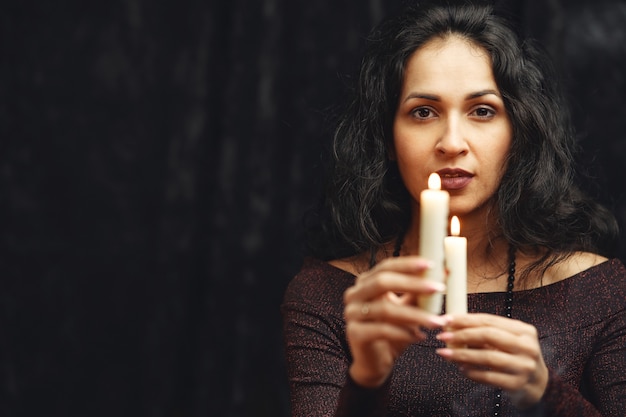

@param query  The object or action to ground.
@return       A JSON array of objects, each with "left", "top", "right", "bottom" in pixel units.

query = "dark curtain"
[{"left": 1, "top": 1, "right": 624, "bottom": 416}]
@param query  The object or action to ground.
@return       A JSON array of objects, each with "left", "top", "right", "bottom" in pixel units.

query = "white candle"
[
  {"left": 418, "top": 173, "right": 449, "bottom": 314},
  {"left": 444, "top": 216, "right": 467, "bottom": 315}
]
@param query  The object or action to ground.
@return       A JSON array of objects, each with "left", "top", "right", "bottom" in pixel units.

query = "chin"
[{"left": 449, "top": 201, "right": 493, "bottom": 219}]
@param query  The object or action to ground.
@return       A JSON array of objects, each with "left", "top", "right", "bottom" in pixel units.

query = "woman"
[{"left": 282, "top": 2, "right": 626, "bottom": 416}]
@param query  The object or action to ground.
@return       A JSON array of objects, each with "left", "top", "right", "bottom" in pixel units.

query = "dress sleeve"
[
  {"left": 282, "top": 299, "right": 349, "bottom": 417},
  {"left": 282, "top": 282, "right": 391, "bottom": 417},
  {"left": 530, "top": 307, "right": 626, "bottom": 417},
  {"left": 281, "top": 261, "right": 388, "bottom": 417},
  {"left": 583, "top": 307, "right": 626, "bottom": 416},
  {"left": 521, "top": 369, "right": 601, "bottom": 417}
]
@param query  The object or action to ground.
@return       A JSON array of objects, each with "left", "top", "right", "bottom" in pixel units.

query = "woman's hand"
[
  {"left": 435, "top": 313, "right": 549, "bottom": 409},
  {"left": 343, "top": 256, "right": 447, "bottom": 388}
]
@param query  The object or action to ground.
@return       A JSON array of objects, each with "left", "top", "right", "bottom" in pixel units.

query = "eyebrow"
[
  {"left": 467, "top": 89, "right": 501, "bottom": 99},
  {"left": 403, "top": 89, "right": 501, "bottom": 103}
]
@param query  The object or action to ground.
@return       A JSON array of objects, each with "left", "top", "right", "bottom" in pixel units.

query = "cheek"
[
  {"left": 486, "top": 123, "right": 512, "bottom": 169},
  {"left": 393, "top": 129, "right": 429, "bottom": 164},
  {"left": 394, "top": 141, "right": 423, "bottom": 174},
  {"left": 486, "top": 143, "right": 511, "bottom": 186},
  {"left": 394, "top": 147, "right": 430, "bottom": 197}
]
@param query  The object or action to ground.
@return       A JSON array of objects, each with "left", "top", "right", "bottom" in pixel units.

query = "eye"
[
  {"left": 471, "top": 106, "right": 496, "bottom": 119},
  {"left": 411, "top": 107, "right": 437, "bottom": 120}
]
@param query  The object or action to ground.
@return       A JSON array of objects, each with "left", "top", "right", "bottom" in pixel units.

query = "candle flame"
[
  {"left": 428, "top": 173, "right": 441, "bottom": 190},
  {"left": 451, "top": 216, "right": 460, "bottom": 236}
]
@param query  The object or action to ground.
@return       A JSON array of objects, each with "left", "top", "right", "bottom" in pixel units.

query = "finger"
[
  {"left": 356, "top": 256, "right": 432, "bottom": 286},
  {"left": 346, "top": 299, "right": 448, "bottom": 328},
  {"left": 443, "top": 313, "right": 535, "bottom": 336},
  {"left": 367, "top": 256, "right": 433, "bottom": 276},
  {"left": 437, "top": 327, "right": 539, "bottom": 356},
  {"left": 347, "top": 320, "right": 427, "bottom": 344},
  {"left": 353, "top": 257, "right": 432, "bottom": 290},
  {"left": 345, "top": 270, "right": 445, "bottom": 304},
  {"left": 437, "top": 343, "right": 548, "bottom": 408},
  {"left": 437, "top": 347, "right": 536, "bottom": 375},
  {"left": 437, "top": 347, "right": 541, "bottom": 396},
  {"left": 460, "top": 366, "right": 530, "bottom": 392}
]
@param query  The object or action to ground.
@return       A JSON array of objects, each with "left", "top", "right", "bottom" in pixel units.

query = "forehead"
[
  {"left": 402, "top": 35, "right": 496, "bottom": 89},
  {"left": 407, "top": 34, "right": 492, "bottom": 69}
]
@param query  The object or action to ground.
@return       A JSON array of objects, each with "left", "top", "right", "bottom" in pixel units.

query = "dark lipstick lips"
[{"left": 436, "top": 168, "right": 474, "bottom": 191}]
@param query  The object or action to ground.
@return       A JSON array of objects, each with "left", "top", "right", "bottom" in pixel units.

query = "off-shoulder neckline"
[{"left": 308, "top": 257, "right": 620, "bottom": 295}]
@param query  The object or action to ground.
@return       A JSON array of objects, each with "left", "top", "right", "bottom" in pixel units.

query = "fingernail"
[
  {"left": 436, "top": 348, "right": 453, "bottom": 357},
  {"left": 436, "top": 331, "right": 453, "bottom": 341},
  {"left": 429, "top": 282, "right": 446, "bottom": 292},
  {"left": 414, "top": 259, "right": 433, "bottom": 269},
  {"left": 428, "top": 316, "right": 448, "bottom": 327}
]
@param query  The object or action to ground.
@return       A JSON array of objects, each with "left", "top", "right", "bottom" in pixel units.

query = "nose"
[{"left": 435, "top": 115, "right": 469, "bottom": 156}]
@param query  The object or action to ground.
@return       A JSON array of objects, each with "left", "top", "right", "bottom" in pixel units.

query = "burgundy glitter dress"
[{"left": 282, "top": 257, "right": 626, "bottom": 417}]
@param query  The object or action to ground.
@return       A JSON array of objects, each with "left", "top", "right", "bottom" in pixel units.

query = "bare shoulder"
[
  {"left": 565, "top": 251, "right": 608, "bottom": 273},
  {"left": 548, "top": 251, "right": 609, "bottom": 284},
  {"left": 328, "top": 254, "right": 371, "bottom": 276}
]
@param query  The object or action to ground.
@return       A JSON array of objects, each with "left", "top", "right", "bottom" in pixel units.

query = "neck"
[
  {"left": 403, "top": 209, "right": 504, "bottom": 257},
  {"left": 402, "top": 211, "right": 511, "bottom": 292}
]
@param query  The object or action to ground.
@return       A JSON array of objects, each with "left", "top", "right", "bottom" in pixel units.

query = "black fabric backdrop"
[{"left": 1, "top": 1, "right": 625, "bottom": 416}]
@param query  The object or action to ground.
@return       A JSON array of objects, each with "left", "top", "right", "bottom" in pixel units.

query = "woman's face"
[{"left": 393, "top": 35, "right": 512, "bottom": 222}]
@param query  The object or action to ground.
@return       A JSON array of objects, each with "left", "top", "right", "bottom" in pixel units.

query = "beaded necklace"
[{"left": 493, "top": 247, "right": 516, "bottom": 417}]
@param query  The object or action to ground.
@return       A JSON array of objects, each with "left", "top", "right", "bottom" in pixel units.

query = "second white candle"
[{"left": 444, "top": 216, "right": 467, "bottom": 314}]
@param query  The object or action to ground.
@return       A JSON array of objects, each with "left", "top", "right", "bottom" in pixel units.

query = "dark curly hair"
[{"left": 306, "top": 1, "right": 618, "bottom": 271}]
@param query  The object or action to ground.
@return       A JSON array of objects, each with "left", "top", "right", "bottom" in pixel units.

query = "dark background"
[{"left": 1, "top": 1, "right": 625, "bottom": 416}]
